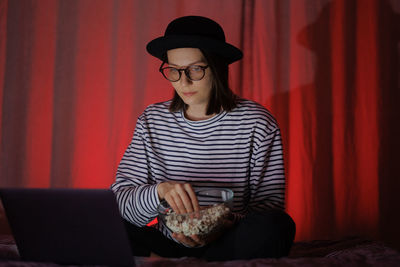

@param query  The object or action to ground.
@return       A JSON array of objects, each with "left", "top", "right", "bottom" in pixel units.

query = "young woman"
[{"left": 111, "top": 16, "right": 295, "bottom": 261}]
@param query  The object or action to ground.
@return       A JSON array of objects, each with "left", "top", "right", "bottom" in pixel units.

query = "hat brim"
[{"left": 146, "top": 35, "right": 243, "bottom": 64}]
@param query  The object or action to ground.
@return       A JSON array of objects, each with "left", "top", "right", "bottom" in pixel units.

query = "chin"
[{"left": 181, "top": 97, "right": 196, "bottom": 106}]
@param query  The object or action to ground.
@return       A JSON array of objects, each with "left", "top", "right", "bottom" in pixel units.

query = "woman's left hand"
[
  {"left": 172, "top": 233, "right": 205, "bottom": 247},
  {"left": 172, "top": 217, "right": 235, "bottom": 247}
]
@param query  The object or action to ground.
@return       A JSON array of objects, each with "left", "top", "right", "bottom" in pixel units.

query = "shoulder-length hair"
[{"left": 168, "top": 49, "right": 237, "bottom": 115}]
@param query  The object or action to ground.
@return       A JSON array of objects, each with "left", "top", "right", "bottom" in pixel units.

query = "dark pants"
[{"left": 124, "top": 210, "right": 296, "bottom": 261}]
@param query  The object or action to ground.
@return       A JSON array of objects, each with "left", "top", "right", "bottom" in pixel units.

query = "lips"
[{"left": 182, "top": 92, "right": 197, "bottom": 97}]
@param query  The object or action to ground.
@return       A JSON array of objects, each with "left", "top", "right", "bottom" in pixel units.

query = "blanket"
[{"left": 1, "top": 235, "right": 399, "bottom": 266}]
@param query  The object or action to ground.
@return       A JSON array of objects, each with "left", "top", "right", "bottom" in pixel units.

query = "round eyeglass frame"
[{"left": 159, "top": 62, "right": 209, "bottom": 82}]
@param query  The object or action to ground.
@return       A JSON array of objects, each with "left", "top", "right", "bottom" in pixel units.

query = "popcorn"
[{"left": 165, "top": 203, "right": 230, "bottom": 236}]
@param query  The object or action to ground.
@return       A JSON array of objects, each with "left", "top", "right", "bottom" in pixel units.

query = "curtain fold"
[{"left": 1, "top": 0, "right": 399, "bottom": 249}]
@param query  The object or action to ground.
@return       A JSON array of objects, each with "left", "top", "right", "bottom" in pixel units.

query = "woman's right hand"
[{"left": 157, "top": 182, "right": 199, "bottom": 214}]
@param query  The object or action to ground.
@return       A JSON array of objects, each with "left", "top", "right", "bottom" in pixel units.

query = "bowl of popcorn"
[{"left": 157, "top": 188, "right": 234, "bottom": 237}]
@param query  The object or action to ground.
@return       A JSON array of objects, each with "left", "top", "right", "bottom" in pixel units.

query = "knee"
[
  {"left": 257, "top": 210, "right": 296, "bottom": 241},
  {"left": 235, "top": 210, "right": 296, "bottom": 258}
]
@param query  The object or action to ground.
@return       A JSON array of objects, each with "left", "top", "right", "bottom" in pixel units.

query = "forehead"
[{"left": 167, "top": 48, "right": 206, "bottom": 66}]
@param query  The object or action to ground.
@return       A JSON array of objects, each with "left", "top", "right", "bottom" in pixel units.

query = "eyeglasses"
[{"left": 159, "top": 63, "right": 209, "bottom": 82}]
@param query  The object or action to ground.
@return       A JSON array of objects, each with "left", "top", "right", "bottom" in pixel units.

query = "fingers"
[
  {"left": 184, "top": 183, "right": 200, "bottom": 212},
  {"left": 172, "top": 233, "right": 204, "bottom": 247},
  {"left": 160, "top": 182, "right": 199, "bottom": 214},
  {"left": 165, "top": 190, "right": 187, "bottom": 214},
  {"left": 176, "top": 184, "right": 196, "bottom": 213},
  {"left": 189, "top": 234, "right": 205, "bottom": 246}
]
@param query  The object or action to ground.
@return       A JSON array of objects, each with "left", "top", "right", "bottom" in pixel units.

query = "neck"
[{"left": 185, "top": 105, "right": 214, "bottom": 121}]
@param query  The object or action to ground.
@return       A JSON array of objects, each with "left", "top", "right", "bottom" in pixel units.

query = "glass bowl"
[{"left": 157, "top": 188, "right": 234, "bottom": 236}]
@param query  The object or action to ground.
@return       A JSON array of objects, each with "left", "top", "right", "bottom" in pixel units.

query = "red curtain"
[{"left": 1, "top": 0, "right": 399, "bottom": 250}]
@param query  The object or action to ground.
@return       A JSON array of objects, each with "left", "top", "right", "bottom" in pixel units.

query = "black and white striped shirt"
[{"left": 111, "top": 98, "right": 285, "bottom": 241}]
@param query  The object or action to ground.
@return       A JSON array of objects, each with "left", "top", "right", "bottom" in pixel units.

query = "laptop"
[{"left": 0, "top": 188, "right": 135, "bottom": 266}]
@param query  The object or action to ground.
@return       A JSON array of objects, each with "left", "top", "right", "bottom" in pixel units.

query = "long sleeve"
[
  {"left": 248, "top": 124, "right": 285, "bottom": 211},
  {"left": 111, "top": 117, "right": 160, "bottom": 227}
]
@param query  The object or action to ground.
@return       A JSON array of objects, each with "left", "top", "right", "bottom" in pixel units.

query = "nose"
[{"left": 179, "top": 70, "right": 192, "bottom": 86}]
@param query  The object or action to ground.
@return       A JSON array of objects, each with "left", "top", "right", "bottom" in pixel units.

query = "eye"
[
  {"left": 189, "top": 65, "right": 203, "bottom": 72},
  {"left": 163, "top": 67, "right": 180, "bottom": 77},
  {"left": 168, "top": 68, "right": 179, "bottom": 74}
]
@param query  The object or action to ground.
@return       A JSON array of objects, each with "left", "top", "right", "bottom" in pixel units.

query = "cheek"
[
  {"left": 201, "top": 74, "right": 213, "bottom": 92},
  {"left": 171, "top": 82, "right": 180, "bottom": 92},
  {"left": 205, "top": 78, "right": 213, "bottom": 95}
]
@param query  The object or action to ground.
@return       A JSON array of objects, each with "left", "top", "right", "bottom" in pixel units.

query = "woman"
[{"left": 111, "top": 16, "right": 295, "bottom": 261}]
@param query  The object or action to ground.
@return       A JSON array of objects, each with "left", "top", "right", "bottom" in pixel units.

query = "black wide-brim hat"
[{"left": 146, "top": 16, "right": 243, "bottom": 64}]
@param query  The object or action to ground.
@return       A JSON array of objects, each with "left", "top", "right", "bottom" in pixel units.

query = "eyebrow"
[{"left": 168, "top": 60, "right": 207, "bottom": 67}]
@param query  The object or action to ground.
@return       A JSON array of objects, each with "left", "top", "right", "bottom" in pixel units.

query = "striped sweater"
[{"left": 111, "top": 98, "right": 285, "bottom": 241}]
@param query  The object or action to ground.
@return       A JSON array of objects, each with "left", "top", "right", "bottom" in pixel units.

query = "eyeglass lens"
[{"left": 162, "top": 66, "right": 206, "bottom": 82}]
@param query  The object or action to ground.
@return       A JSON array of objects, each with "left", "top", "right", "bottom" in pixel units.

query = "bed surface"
[{"left": 1, "top": 234, "right": 399, "bottom": 266}]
